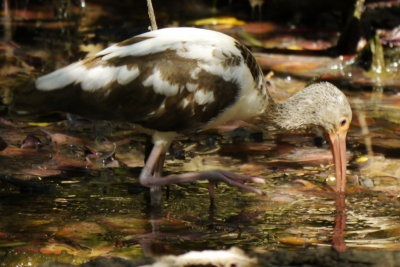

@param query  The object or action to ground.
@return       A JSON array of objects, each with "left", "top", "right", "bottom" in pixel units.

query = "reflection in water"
[
  {"left": 140, "top": 202, "right": 162, "bottom": 256},
  {"left": 332, "top": 193, "right": 347, "bottom": 252}
]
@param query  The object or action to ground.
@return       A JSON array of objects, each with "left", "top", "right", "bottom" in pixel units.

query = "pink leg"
[
  {"left": 143, "top": 170, "right": 265, "bottom": 195},
  {"left": 139, "top": 143, "right": 266, "bottom": 201},
  {"left": 140, "top": 143, "right": 167, "bottom": 206}
]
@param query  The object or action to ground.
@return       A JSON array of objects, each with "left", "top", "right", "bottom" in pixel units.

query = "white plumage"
[{"left": 35, "top": 27, "right": 268, "bottom": 131}]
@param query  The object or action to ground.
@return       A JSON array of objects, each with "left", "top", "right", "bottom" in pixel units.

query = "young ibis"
[{"left": 12, "top": 27, "right": 352, "bottom": 201}]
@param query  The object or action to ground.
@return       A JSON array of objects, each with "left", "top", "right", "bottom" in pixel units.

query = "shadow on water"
[{"left": 1, "top": 0, "right": 400, "bottom": 266}]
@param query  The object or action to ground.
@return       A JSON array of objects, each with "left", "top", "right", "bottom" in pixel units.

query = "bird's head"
[
  {"left": 269, "top": 82, "right": 352, "bottom": 193},
  {"left": 305, "top": 82, "right": 352, "bottom": 194}
]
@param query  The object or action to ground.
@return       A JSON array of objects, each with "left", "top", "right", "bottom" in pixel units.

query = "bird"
[{"left": 11, "top": 27, "right": 352, "bottom": 204}]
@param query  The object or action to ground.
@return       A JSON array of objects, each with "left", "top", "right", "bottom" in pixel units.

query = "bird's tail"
[{"left": 9, "top": 75, "right": 67, "bottom": 122}]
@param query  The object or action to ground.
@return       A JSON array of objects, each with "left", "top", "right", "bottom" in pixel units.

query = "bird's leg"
[
  {"left": 151, "top": 152, "right": 166, "bottom": 206},
  {"left": 140, "top": 141, "right": 168, "bottom": 206},
  {"left": 141, "top": 160, "right": 265, "bottom": 196},
  {"left": 144, "top": 137, "right": 165, "bottom": 177},
  {"left": 208, "top": 181, "right": 216, "bottom": 207},
  {"left": 155, "top": 152, "right": 171, "bottom": 199},
  {"left": 152, "top": 170, "right": 265, "bottom": 195},
  {"left": 154, "top": 152, "right": 165, "bottom": 177}
]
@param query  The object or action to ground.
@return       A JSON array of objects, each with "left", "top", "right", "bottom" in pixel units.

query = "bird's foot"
[
  {"left": 201, "top": 170, "right": 265, "bottom": 197},
  {"left": 140, "top": 169, "right": 266, "bottom": 197}
]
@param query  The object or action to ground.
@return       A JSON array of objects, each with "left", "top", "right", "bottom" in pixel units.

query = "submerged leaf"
[{"left": 278, "top": 236, "right": 319, "bottom": 245}]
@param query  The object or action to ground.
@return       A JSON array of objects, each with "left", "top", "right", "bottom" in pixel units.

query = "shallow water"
[{"left": 1, "top": 0, "right": 400, "bottom": 266}]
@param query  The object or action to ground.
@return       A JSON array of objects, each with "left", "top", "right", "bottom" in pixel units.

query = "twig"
[
  {"left": 353, "top": 98, "right": 373, "bottom": 159},
  {"left": 3, "top": 0, "right": 12, "bottom": 58},
  {"left": 147, "top": 0, "right": 158, "bottom": 31}
]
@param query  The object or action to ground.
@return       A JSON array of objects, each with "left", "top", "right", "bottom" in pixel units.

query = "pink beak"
[{"left": 327, "top": 131, "right": 348, "bottom": 193}]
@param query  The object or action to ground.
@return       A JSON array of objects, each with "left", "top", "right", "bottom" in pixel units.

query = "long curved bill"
[{"left": 327, "top": 131, "right": 348, "bottom": 193}]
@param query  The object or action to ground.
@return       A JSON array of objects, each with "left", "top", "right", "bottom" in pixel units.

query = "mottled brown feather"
[{"left": 13, "top": 49, "right": 240, "bottom": 133}]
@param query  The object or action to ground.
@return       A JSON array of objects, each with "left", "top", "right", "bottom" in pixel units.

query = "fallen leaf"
[
  {"left": 0, "top": 146, "right": 49, "bottom": 157},
  {"left": 21, "top": 134, "right": 42, "bottom": 149},
  {"left": 278, "top": 236, "right": 318, "bottom": 245},
  {"left": 242, "top": 22, "right": 276, "bottom": 34},
  {"left": 56, "top": 222, "right": 106, "bottom": 241},
  {"left": 21, "top": 169, "right": 61, "bottom": 177},
  {"left": 41, "top": 129, "right": 93, "bottom": 146},
  {"left": 293, "top": 179, "right": 327, "bottom": 191},
  {"left": 189, "top": 16, "right": 245, "bottom": 26}
]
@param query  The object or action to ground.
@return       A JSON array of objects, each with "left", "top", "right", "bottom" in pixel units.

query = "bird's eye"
[{"left": 340, "top": 119, "right": 347, "bottom": 126}]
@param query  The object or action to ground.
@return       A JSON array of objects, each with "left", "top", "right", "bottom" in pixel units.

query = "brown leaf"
[
  {"left": 278, "top": 236, "right": 306, "bottom": 245},
  {"left": 293, "top": 179, "right": 326, "bottom": 191},
  {"left": 56, "top": 222, "right": 106, "bottom": 241},
  {"left": 21, "top": 134, "right": 42, "bottom": 149},
  {"left": 0, "top": 146, "right": 49, "bottom": 157},
  {"left": 21, "top": 169, "right": 61, "bottom": 177},
  {"left": 41, "top": 129, "right": 93, "bottom": 146}
]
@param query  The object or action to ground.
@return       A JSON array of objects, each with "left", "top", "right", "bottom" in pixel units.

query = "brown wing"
[{"left": 15, "top": 48, "right": 241, "bottom": 133}]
